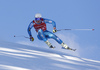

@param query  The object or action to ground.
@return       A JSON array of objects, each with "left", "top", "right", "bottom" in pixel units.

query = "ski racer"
[{"left": 27, "top": 13, "right": 74, "bottom": 50}]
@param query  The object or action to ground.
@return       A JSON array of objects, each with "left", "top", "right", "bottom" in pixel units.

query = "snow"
[{"left": 0, "top": 41, "right": 100, "bottom": 70}]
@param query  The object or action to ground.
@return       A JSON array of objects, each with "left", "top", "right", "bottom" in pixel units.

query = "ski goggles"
[{"left": 35, "top": 18, "right": 41, "bottom": 21}]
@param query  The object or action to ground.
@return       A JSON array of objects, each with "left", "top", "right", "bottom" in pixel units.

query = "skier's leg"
[
  {"left": 37, "top": 29, "right": 54, "bottom": 48},
  {"left": 44, "top": 30, "right": 70, "bottom": 49},
  {"left": 45, "top": 40, "right": 55, "bottom": 48},
  {"left": 44, "top": 31, "right": 62, "bottom": 44},
  {"left": 37, "top": 29, "right": 47, "bottom": 41},
  {"left": 44, "top": 30, "right": 76, "bottom": 50}
]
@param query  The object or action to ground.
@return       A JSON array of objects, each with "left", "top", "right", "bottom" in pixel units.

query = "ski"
[
  {"left": 62, "top": 47, "right": 76, "bottom": 51},
  {"left": 66, "top": 48, "right": 76, "bottom": 51},
  {"left": 67, "top": 47, "right": 76, "bottom": 51},
  {"left": 69, "top": 48, "right": 76, "bottom": 51}
]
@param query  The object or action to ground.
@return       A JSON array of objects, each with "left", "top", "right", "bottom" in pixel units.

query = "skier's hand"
[
  {"left": 30, "top": 36, "right": 34, "bottom": 41},
  {"left": 53, "top": 29, "right": 57, "bottom": 33},
  {"left": 53, "top": 27, "right": 57, "bottom": 33}
]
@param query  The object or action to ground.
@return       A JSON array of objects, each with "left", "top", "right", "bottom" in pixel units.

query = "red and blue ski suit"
[{"left": 27, "top": 18, "right": 63, "bottom": 44}]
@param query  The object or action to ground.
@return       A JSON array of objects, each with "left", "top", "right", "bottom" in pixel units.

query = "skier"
[{"left": 27, "top": 13, "right": 75, "bottom": 50}]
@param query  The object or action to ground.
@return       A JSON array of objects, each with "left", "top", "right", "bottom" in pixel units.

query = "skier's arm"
[
  {"left": 43, "top": 18, "right": 57, "bottom": 33},
  {"left": 27, "top": 21, "right": 34, "bottom": 41},
  {"left": 43, "top": 18, "right": 56, "bottom": 29},
  {"left": 27, "top": 21, "right": 34, "bottom": 37}
]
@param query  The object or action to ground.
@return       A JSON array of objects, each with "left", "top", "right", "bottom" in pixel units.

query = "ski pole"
[
  {"left": 14, "top": 35, "right": 30, "bottom": 39},
  {"left": 57, "top": 29, "right": 94, "bottom": 31}
]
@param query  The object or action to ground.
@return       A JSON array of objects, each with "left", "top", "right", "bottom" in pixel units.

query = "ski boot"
[
  {"left": 61, "top": 42, "right": 76, "bottom": 51},
  {"left": 49, "top": 45, "right": 55, "bottom": 49},
  {"left": 45, "top": 40, "right": 55, "bottom": 49}
]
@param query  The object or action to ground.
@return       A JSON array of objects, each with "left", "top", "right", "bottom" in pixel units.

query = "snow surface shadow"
[{"left": 0, "top": 41, "right": 100, "bottom": 70}]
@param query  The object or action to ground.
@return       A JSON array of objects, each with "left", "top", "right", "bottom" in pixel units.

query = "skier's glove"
[
  {"left": 30, "top": 36, "right": 34, "bottom": 41},
  {"left": 53, "top": 27, "right": 57, "bottom": 33}
]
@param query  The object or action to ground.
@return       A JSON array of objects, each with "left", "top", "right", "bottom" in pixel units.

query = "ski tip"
[{"left": 73, "top": 49, "right": 76, "bottom": 51}]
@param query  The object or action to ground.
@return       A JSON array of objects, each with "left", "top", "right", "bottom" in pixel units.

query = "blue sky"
[{"left": 0, "top": 0, "right": 100, "bottom": 60}]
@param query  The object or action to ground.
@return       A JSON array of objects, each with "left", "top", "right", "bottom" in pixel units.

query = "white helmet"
[{"left": 35, "top": 13, "right": 42, "bottom": 18}]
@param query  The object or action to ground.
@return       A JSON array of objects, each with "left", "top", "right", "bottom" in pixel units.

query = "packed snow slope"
[{"left": 0, "top": 40, "right": 100, "bottom": 70}]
